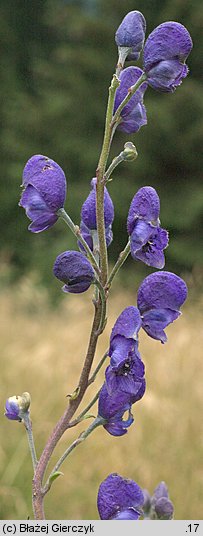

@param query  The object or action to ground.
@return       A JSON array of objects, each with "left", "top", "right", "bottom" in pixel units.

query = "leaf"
[{"left": 49, "top": 471, "right": 63, "bottom": 484}]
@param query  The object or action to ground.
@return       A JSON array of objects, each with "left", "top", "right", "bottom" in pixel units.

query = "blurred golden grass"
[{"left": 0, "top": 276, "right": 203, "bottom": 519}]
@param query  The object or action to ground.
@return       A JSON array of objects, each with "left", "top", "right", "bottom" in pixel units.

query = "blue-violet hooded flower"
[
  {"left": 143, "top": 22, "right": 193, "bottom": 92},
  {"left": 53, "top": 251, "right": 95, "bottom": 294},
  {"left": 97, "top": 473, "right": 144, "bottom": 520},
  {"left": 106, "top": 306, "right": 145, "bottom": 398},
  {"left": 114, "top": 67, "right": 147, "bottom": 134},
  {"left": 115, "top": 11, "right": 146, "bottom": 61},
  {"left": 127, "top": 186, "right": 169, "bottom": 269},
  {"left": 19, "top": 155, "right": 67, "bottom": 232},
  {"left": 137, "top": 271, "right": 188, "bottom": 343}
]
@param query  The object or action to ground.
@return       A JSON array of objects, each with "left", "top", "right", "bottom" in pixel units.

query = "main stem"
[
  {"left": 32, "top": 302, "right": 102, "bottom": 519},
  {"left": 96, "top": 74, "right": 119, "bottom": 286}
]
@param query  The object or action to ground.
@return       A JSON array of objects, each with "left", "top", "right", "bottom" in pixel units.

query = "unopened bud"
[
  {"left": 123, "top": 142, "right": 138, "bottom": 161},
  {"left": 5, "top": 392, "right": 31, "bottom": 422}
]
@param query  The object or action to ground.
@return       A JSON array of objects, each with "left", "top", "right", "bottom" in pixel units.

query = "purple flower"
[
  {"left": 114, "top": 67, "right": 147, "bottom": 133},
  {"left": 127, "top": 186, "right": 169, "bottom": 269},
  {"left": 105, "top": 307, "right": 145, "bottom": 398},
  {"left": 19, "top": 155, "right": 67, "bottom": 232},
  {"left": 115, "top": 11, "right": 146, "bottom": 61},
  {"left": 79, "top": 178, "right": 114, "bottom": 252},
  {"left": 98, "top": 383, "right": 134, "bottom": 437},
  {"left": 97, "top": 473, "right": 144, "bottom": 520},
  {"left": 5, "top": 393, "right": 31, "bottom": 422},
  {"left": 137, "top": 271, "right": 188, "bottom": 343},
  {"left": 53, "top": 251, "right": 95, "bottom": 294},
  {"left": 143, "top": 482, "right": 174, "bottom": 520},
  {"left": 143, "top": 22, "right": 193, "bottom": 92}
]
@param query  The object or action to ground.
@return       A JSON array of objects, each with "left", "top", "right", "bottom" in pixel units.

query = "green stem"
[
  {"left": 96, "top": 74, "right": 120, "bottom": 286},
  {"left": 43, "top": 416, "right": 105, "bottom": 494},
  {"left": 94, "top": 280, "right": 107, "bottom": 334},
  {"left": 69, "top": 387, "right": 102, "bottom": 428},
  {"left": 92, "top": 231, "right": 100, "bottom": 302},
  {"left": 112, "top": 73, "right": 147, "bottom": 125},
  {"left": 105, "top": 152, "right": 125, "bottom": 182},
  {"left": 116, "top": 47, "right": 131, "bottom": 77},
  {"left": 57, "top": 208, "right": 100, "bottom": 277},
  {"left": 23, "top": 413, "right": 38, "bottom": 471},
  {"left": 88, "top": 350, "right": 108, "bottom": 385},
  {"left": 106, "top": 239, "right": 131, "bottom": 290}
]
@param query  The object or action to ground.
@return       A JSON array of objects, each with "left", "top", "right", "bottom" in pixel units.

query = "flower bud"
[
  {"left": 123, "top": 142, "right": 138, "bottom": 161},
  {"left": 53, "top": 250, "right": 95, "bottom": 294},
  {"left": 5, "top": 392, "right": 31, "bottom": 422},
  {"left": 154, "top": 497, "right": 174, "bottom": 519},
  {"left": 115, "top": 11, "right": 146, "bottom": 61}
]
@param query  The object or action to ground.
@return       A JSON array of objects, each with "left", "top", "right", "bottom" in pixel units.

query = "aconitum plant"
[{"left": 5, "top": 10, "right": 192, "bottom": 520}]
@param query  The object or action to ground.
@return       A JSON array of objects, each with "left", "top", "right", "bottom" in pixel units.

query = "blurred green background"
[
  {"left": 0, "top": 0, "right": 203, "bottom": 288},
  {"left": 0, "top": 0, "right": 203, "bottom": 521}
]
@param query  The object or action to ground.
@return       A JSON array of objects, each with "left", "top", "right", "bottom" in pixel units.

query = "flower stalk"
[{"left": 96, "top": 74, "right": 120, "bottom": 286}]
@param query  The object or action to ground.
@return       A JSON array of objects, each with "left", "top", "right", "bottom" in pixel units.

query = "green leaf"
[{"left": 49, "top": 471, "right": 63, "bottom": 484}]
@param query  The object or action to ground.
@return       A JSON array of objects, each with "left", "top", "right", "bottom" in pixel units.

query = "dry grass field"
[{"left": 0, "top": 275, "right": 203, "bottom": 520}]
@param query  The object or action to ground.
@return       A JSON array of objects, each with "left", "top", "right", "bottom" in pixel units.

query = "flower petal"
[
  {"left": 143, "top": 22, "right": 193, "bottom": 72},
  {"left": 97, "top": 473, "right": 144, "bottom": 520},
  {"left": 141, "top": 308, "right": 180, "bottom": 343},
  {"left": 110, "top": 306, "right": 142, "bottom": 342},
  {"left": 22, "top": 154, "right": 67, "bottom": 212},
  {"left": 28, "top": 213, "right": 58, "bottom": 233},
  {"left": 137, "top": 271, "right": 188, "bottom": 315},
  {"left": 127, "top": 187, "right": 160, "bottom": 234},
  {"left": 118, "top": 102, "right": 147, "bottom": 133}
]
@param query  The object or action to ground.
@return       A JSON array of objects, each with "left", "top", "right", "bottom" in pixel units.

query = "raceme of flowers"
[{"left": 12, "top": 8, "right": 192, "bottom": 521}]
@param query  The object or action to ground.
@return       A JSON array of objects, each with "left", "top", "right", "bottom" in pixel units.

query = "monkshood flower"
[
  {"left": 115, "top": 11, "right": 146, "bottom": 61},
  {"left": 5, "top": 392, "right": 31, "bottom": 422},
  {"left": 98, "top": 473, "right": 144, "bottom": 520},
  {"left": 53, "top": 250, "right": 95, "bottom": 294},
  {"left": 143, "top": 482, "right": 174, "bottom": 519},
  {"left": 137, "top": 271, "right": 188, "bottom": 343},
  {"left": 127, "top": 186, "right": 169, "bottom": 269},
  {"left": 143, "top": 22, "right": 193, "bottom": 92},
  {"left": 79, "top": 178, "right": 114, "bottom": 252},
  {"left": 19, "top": 155, "right": 67, "bottom": 232},
  {"left": 106, "top": 306, "right": 145, "bottom": 397},
  {"left": 98, "top": 383, "right": 134, "bottom": 437},
  {"left": 114, "top": 67, "right": 147, "bottom": 134}
]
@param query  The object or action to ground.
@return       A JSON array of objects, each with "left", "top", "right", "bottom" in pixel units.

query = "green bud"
[{"left": 123, "top": 142, "right": 138, "bottom": 161}]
